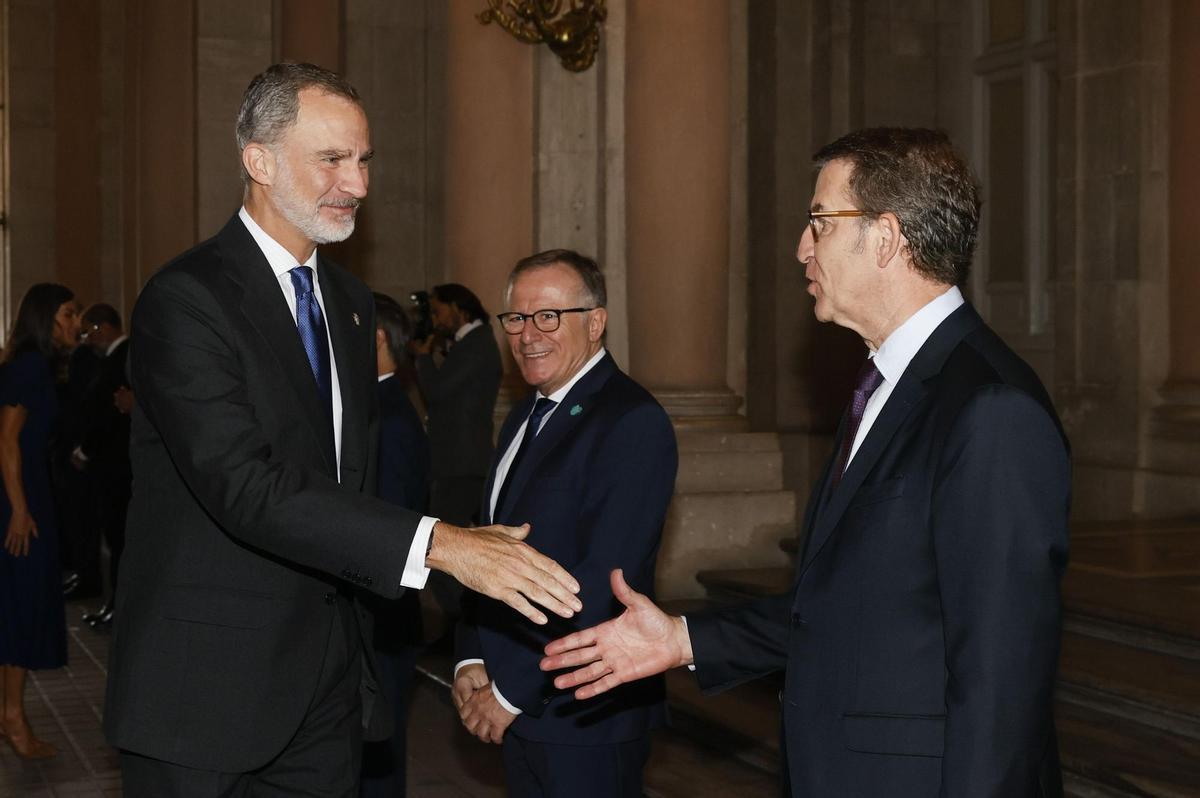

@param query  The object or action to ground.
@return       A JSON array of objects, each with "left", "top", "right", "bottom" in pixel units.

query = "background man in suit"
[
  {"left": 104, "top": 62, "right": 581, "bottom": 797},
  {"left": 71, "top": 303, "right": 131, "bottom": 630},
  {"left": 359, "top": 292, "right": 428, "bottom": 798},
  {"left": 454, "top": 250, "right": 677, "bottom": 797},
  {"left": 542, "top": 129, "right": 1071, "bottom": 797},
  {"left": 412, "top": 282, "right": 502, "bottom": 631},
  {"left": 413, "top": 283, "right": 502, "bottom": 527}
]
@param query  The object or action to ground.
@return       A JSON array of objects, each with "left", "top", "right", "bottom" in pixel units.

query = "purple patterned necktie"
[
  {"left": 289, "top": 266, "right": 333, "bottom": 419},
  {"left": 832, "top": 358, "right": 884, "bottom": 488}
]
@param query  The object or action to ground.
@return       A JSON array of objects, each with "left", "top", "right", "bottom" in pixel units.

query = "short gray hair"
[
  {"left": 505, "top": 249, "right": 607, "bottom": 308},
  {"left": 235, "top": 62, "right": 360, "bottom": 179}
]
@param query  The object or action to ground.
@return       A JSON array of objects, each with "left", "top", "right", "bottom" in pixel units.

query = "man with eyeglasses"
[
  {"left": 453, "top": 249, "right": 678, "bottom": 797},
  {"left": 541, "top": 129, "right": 1070, "bottom": 798}
]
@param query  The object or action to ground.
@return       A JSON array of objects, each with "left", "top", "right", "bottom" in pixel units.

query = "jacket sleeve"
[
  {"left": 932, "top": 385, "right": 1069, "bottom": 796},
  {"left": 416, "top": 330, "right": 493, "bottom": 403},
  {"left": 687, "top": 589, "right": 795, "bottom": 694},
  {"left": 483, "top": 401, "right": 678, "bottom": 717},
  {"left": 130, "top": 270, "right": 424, "bottom": 599}
]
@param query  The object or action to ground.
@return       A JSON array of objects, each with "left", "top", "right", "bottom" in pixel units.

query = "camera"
[{"left": 410, "top": 290, "right": 434, "bottom": 342}]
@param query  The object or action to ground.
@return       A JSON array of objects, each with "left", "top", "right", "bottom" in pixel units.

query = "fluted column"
[{"left": 625, "top": 0, "right": 741, "bottom": 421}]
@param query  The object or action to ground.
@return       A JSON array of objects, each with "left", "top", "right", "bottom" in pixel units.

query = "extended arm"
[
  {"left": 133, "top": 273, "right": 579, "bottom": 623},
  {"left": 0, "top": 404, "right": 35, "bottom": 557}
]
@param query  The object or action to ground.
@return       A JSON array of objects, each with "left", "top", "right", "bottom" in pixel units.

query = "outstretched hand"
[
  {"left": 427, "top": 521, "right": 582, "bottom": 625},
  {"left": 540, "top": 569, "right": 693, "bottom": 700}
]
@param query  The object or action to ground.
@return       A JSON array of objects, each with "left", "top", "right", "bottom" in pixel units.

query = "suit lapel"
[
  {"left": 318, "top": 258, "right": 369, "bottom": 488},
  {"left": 496, "top": 353, "right": 617, "bottom": 521},
  {"left": 219, "top": 217, "right": 338, "bottom": 475},
  {"left": 483, "top": 395, "right": 533, "bottom": 525},
  {"left": 799, "top": 303, "right": 984, "bottom": 574}
]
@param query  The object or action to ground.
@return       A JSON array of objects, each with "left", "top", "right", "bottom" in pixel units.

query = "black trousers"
[
  {"left": 121, "top": 595, "right": 363, "bottom": 797},
  {"left": 500, "top": 734, "right": 651, "bottom": 798}
]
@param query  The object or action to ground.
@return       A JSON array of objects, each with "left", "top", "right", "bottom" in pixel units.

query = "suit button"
[
  {"left": 365, "top": 576, "right": 374, "bottom": 586},
  {"left": 324, "top": 592, "right": 336, "bottom": 604},
  {"left": 778, "top": 690, "right": 784, "bottom": 704}
]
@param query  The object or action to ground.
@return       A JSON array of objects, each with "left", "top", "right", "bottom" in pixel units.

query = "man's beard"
[{"left": 273, "top": 161, "right": 359, "bottom": 245}]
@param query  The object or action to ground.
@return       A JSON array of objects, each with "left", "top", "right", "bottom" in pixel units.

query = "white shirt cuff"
[
  {"left": 682, "top": 615, "right": 696, "bottom": 672},
  {"left": 490, "top": 682, "right": 523, "bottom": 716},
  {"left": 454, "top": 658, "right": 484, "bottom": 677},
  {"left": 400, "top": 516, "right": 439, "bottom": 589}
]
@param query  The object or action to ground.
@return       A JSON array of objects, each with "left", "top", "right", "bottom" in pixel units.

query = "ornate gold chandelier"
[{"left": 477, "top": 0, "right": 607, "bottom": 72}]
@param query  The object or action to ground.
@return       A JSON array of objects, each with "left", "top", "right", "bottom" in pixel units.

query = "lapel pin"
[
  {"left": 352, "top": 312, "right": 360, "bottom": 327},
  {"left": 570, "top": 404, "right": 583, "bottom": 416}
]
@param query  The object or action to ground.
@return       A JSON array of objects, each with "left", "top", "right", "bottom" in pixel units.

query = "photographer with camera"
[{"left": 411, "top": 282, "right": 502, "bottom": 532}]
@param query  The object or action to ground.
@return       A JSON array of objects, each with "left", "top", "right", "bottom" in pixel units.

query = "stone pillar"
[
  {"left": 1165, "top": 0, "right": 1200, "bottom": 397},
  {"left": 444, "top": 1, "right": 534, "bottom": 387},
  {"left": 625, "top": 0, "right": 741, "bottom": 422},
  {"left": 1143, "top": 0, "right": 1200, "bottom": 507},
  {"left": 122, "top": 0, "right": 197, "bottom": 314}
]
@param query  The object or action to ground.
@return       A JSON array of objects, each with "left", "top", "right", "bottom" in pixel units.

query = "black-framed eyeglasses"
[
  {"left": 497, "top": 308, "right": 595, "bottom": 335},
  {"left": 808, "top": 209, "right": 867, "bottom": 242}
]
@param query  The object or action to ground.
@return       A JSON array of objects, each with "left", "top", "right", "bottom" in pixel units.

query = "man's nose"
[
  {"left": 796, "top": 224, "right": 815, "bottom": 264},
  {"left": 339, "top": 164, "right": 368, "bottom": 198},
  {"left": 520, "top": 320, "right": 542, "bottom": 344}
]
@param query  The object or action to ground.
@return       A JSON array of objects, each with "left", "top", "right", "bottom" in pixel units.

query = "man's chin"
[{"left": 309, "top": 221, "right": 356, "bottom": 245}]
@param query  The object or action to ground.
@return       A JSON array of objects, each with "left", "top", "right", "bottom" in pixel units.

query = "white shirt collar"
[
  {"left": 106, "top": 334, "right": 129, "bottom": 357},
  {"left": 540, "top": 347, "right": 607, "bottom": 404},
  {"left": 378, "top": 371, "right": 394, "bottom": 383},
  {"left": 238, "top": 206, "right": 318, "bottom": 275},
  {"left": 870, "top": 286, "right": 965, "bottom": 384},
  {"left": 455, "top": 318, "right": 484, "bottom": 342}
]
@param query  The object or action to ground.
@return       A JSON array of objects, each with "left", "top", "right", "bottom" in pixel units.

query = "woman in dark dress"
[{"left": 0, "top": 283, "right": 80, "bottom": 759}]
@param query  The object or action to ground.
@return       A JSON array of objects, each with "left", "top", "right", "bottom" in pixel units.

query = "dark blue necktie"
[
  {"left": 494, "top": 397, "right": 557, "bottom": 515},
  {"left": 289, "top": 266, "right": 333, "bottom": 419}
]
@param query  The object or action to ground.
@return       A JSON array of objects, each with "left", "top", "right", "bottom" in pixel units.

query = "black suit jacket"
[
  {"left": 104, "top": 215, "right": 425, "bottom": 772},
  {"left": 457, "top": 353, "right": 677, "bottom": 745},
  {"left": 79, "top": 338, "right": 131, "bottom": 479},
  {"left": 416, "top": 322, "right": 502, "bottom": 480},
  {"left": 689, "top": 304, "right": 1070, "bottom": 797}
]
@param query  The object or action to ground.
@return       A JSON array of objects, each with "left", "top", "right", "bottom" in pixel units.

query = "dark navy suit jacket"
[
  {"left": 457, "top": 352, "right": 677, "bottom": 744},
  {"left": 689, "top": 304, "right": 1070, "bottom": 797}
]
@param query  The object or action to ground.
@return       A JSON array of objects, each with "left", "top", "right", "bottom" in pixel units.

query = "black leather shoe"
[
  {"left": 62, "top": 572, "right": 80, "bottom": 590},
  {"left": 88, "top": 607, "right": 114, "bottom": 629},
  {"left": 82, "top": 603, "right": 111, "bottom": 624}
]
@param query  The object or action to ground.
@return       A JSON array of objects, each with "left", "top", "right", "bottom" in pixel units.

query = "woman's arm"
[{"left": 0, "top": 403, "right": 36, "bottom": 557}]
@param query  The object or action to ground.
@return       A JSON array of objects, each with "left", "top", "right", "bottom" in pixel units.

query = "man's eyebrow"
[
  {"left": 810, "top": 202, "right": 826, "bottom": 212},
  {"left": 316, "top": 148, "right": 351, "bottom": 160},
  {"left": 360, "top": 149, "right": 375, "bottom": 162}
]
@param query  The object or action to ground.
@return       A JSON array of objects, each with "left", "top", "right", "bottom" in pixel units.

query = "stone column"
[
  {"left": 625, "top": 0, "right": 741, "bottom": 422},
  {"left": 1165, "top": 0, "right": 1200, "bottom": 397},
  {"left": 444, "top": 1, "right": 534, "bottom": 389}
]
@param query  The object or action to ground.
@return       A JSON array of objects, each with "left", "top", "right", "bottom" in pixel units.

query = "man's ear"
[
  {"left": 242, "top": 143, "right": 275, "bottom": 187},
  {"left": 588, "top": 307, "right": 608, "bottom": 342},
  {"left": 875, "top": 212, "right": 904, "bottom": 269}
]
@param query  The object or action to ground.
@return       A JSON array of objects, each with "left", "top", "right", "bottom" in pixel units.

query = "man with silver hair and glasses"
[
  {"left": 542, "top": 128, "right": 1071, "bottom": 798},
  {"left": 104, "top": 62, "right": 581, "bottom": 796}
]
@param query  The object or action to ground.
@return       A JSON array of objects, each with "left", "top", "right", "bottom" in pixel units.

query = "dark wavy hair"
[
  {"left": 431, "top": 283, "right": 488, "bottom": 323},
  {"left": 3, "top": 283, "right": 75, "bottom": 363},
  {"left": 813, "top": 128, "right": 981, "bottom": 286}
]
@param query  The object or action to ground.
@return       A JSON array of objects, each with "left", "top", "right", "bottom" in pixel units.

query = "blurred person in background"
[
  {"left": 0, "top": 283, "right": 81, "bottom": 759},
  {"left": 360, "top": 291, "right": 430, "bottom": 797}
]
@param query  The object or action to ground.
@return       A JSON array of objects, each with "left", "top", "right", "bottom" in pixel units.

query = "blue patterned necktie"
[
  {"left": 494, "top": 397, "right": 557, "bottom": 515},
  {"left": 832, "top": 358, "right": 883, "bottom": 488},
  {"left": 289, "top": 266, "right": 333, "bottom": 419}
]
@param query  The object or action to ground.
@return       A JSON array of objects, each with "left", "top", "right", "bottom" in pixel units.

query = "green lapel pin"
[{"left": 570, "top": 404, "right": 583, "bottom": 416}]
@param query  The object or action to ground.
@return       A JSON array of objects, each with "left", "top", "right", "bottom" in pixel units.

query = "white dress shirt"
[
  {"left": 238, "top": 208, "right": 437, "bottom": 590},
  {"left": 846, "top": 285, "right": 965, "bottom": 468},
  {"left": 454, "top": 318, "right": 484, "bottom": 342},
  {"left": 457, "top": 346, "right": 608, "bottom": 716}
]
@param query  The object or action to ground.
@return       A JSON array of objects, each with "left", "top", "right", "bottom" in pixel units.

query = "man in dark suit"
[
  {"left": 71, "top": 303, "right": 131, "bottom": 629},
  {"left": 413, "top": 283, "right": 502, "bottom": 527},
  {"left": 542, "top": 129, "right": 1071, "bottom": 797},
  {"left": 104, "top": 62, "right": 581, "bottom": 797},
  {"left": 454, "top": 250, "right": 677, "bottom": 797}
]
